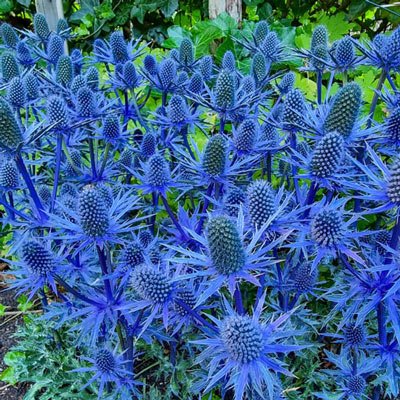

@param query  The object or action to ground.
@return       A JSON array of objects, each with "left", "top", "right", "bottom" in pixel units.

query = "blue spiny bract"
[
  {"left": 79, "top": 185, "right": 109, "bottom": 238},
  {"left": 310, "top": 132, "right": 344, "bottom": 178},
  {"left": 247, "top": 180, "right": 276, "bottom": 228},
  {"left": 323, "top": 82, "right": 361, "bottom": 137},
  {"left": 202, "top": 134, "right": 227, "bottom": 178},
  {"left": 206, "top": 215, "right": 246, "bottom": 275}
]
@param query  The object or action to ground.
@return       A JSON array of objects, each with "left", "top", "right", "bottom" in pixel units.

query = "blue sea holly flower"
[
  {"left": 0, "top": 23, "right": 19, "bottom": 49},
  {"left": 191, "top": 293, "right": 306, "bottom": 400}
]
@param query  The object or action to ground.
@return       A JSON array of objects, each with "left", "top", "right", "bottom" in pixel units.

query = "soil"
[{"left": 0, "top": 265, "right": 28, "bottom": 400}]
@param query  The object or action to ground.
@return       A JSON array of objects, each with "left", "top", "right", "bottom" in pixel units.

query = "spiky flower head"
[
  {"left": 202, "top": 134, "right": 227, "bottom": 178},
  {"left": 167, "top": 94, "right": 189, "bottom": 125},
  {"left": 144, "top": 54, "right": 157, "bottom": 76},
  {"left": 241, "top": 76, "right": 255, "bottom": 94},
  {"left": 188, "top": 72, "right": 203, "bottom": 94},
  {"left": 76, "top": 87, "right": 95, "bottom": 117},
  {"left": 247, "top": 180, "right": 276, "bottom": 228},
  {"left": 206, "top": 215, "right": 246, "bottom": 275},
  {"left": 282, "top": 89, "right": 306, "bottom": 131},
  {"left": 33, "top": 13, "right": 50, "bottom": 41},
  {"left": 311, "top": 208, "right": 344, "bottom": 247},
  {"left": 38, "top": 185, "right": 51, "bottom": 204},
  {"left": 131, "top": 264, "right": 173, "bottom": 304},
  {"left": 221, "top": 315, "right": 263, "bottom": 363},
  {"left": 222, "top": 51, "right": 236, "bottom": 72},
  {"left": 97, "top": 184, "right": 113, "bottom": 209},
  {"left": 311, "top": 25, "right": 328, "bottom": 52},
  {"left": 310, "top": 132, "right": 344, "bottom": 178},
  {"left": 234, "top": 119, "right": 259, "bottom": 154},
  {"left": 276, "top": 72, "right": 295, "bottom": 95},
  {"left": 60, "top": 182, "right": 78, "bottom": 197},
  {"left": 343, "top": 323, "right": 366, "bottom": 348},
  {"left": 140, "top": 133, "right": 156, "bottom": 158},
  {"left": 94, "top": 349, "right": 116, "bottom": 374},
  {"left": 251, "top": 52, "right": 267, "bottom": 83},
  {"left": 311, "top": 44, "right": 329, "bottom": 70},
  {"left": 122, "top": 243, "right": 145, "bottom": 270},
  {"left": 110, "top": 31, "right": 129, "bottom": 64},
  {"left": 175, "top": 287, "right": 196, "bottom": 316},
  {"left": 16, "top": 41, "right": 34, "bottom": 66},
  {"left": 261, "top": 32, "right": 279, "bottom": 62},
  {"left": 102, "top": 114, "right": 120, "bottom": 143},
  {"left": 123, "top": 61, "right": 139, "bottom": 88},
  {"left": 56, "top": 55, "right": 73, "bottom": 87},
  {"left": 347, "top": 375, "right": 366, "bottom": 396},
  {"left": 1, "top": 52, "right": 19, "bottom": 83},
  {"left": 24, "top": 73, "right": 39, "bottom": 101},
  {"left": 387, "top": 158, "right": 400, "bottom": 204},
  {"left": 119, "top": 148, "right": 133, "bottom": 169},
  {"left": 22, "top": 241, "right": 56, "bottom": 277},
  {"left": 71, "top": 74, "right": 86, "bottom": 96},
  {"left": 224, "top": 186, "right": 246, "bottom": 216},
  {"left": 7, "top": 77, "right": 26, "bottom": 108},
  {"left": 47, "top": 95, "right": 69, "bottom": 130},
  {"left": 215, "top": 70, "right": 236, "bottom": 110},
  {"left": 375, "top": 230, "right": 391, "bottom": 255},
  {"left": 199, "top": 55, "right": 213, "bottom": 81},
  {"left": 323, "top": 82, "right": 361, "bottom": 138},
  {"left": 0, "top": 23, "right": 19, "bottom": 48},
  {"left": 176, "top": 71, "right": 188, "bottom": 86},
  {"left": 86, "top": 66, "right": 99, "bottom": 90},
  {"left": 383, "top": 26, "right": 400, "bottom": 70},
  {"left": 293, "top": 264, "right": 316, "bottom": 294},
  {"left": 386, "top": 107, "right": 400, "bottom": 144},
  {"left": 254, "top": 21, "right": 269, "bottom": 46},
  {"left": 71, "top": 48, "right": 83, "bottom": 75},
  {"left": 179, "top": 38, "right": 194, "bottom": 66},
  {"left": 65, "top": 149, "right": 81, "bottom": 176},
  {"left": 159, "top": 58, "right": 176, "bottom": 90},
  {"left": 260, "top": 122, "right": 279, "bottom": 145},
  {"left": 0, "top": 160, "right": 18, "bottom": 189},
  {"left": 79, "top": 185, "right": 110, "bottom": 238},
  {"left": 47, "top": 34, "right": 64, "bottom": 64},
  {"left": 335, "top": 36, "right": 355, "bottom": 68},
  {"left": 146, "top": 154, "right": 171, "bottom": 190},
  {"left": 139, "top": 230, "right": 153, "bottom": 248},
  {"left": 0, "top": 97, "right": 23, "bottom": 149}
]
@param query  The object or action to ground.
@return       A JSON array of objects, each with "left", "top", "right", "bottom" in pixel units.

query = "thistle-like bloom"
[
  {"left": 1, "top": 52, "right": 19, "bottom": 83},
  {"left": 282, "top": 89, "right": 306, "bottom": 131},
  {"left": 33, "top": 13, "right": 50, "bottom": 42},
  {"left": 7, "top": 77, "right": 26, "bottom": 109},
  {"left": 331, "top": 36, "right": 359, "bottom": 71},
  {"left": 192, "top": 294, "right": 306, "bottom": 399},
  {"left": 16, "top": 41, "right": 36, "bottom": 67},
  {"left": 0, "top": 97, "right": 23, "bottom": 151},
  {"left": 56, "top": 55, "right": 73, "bottom": 87},
  {"left": 0, "top": 159, "right": 18, "bottom": 190},
  {"left": 0, "top": 23, "right": 19, "bottom": 49}
]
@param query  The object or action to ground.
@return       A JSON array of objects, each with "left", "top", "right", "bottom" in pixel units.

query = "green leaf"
[
  {"left": 16, "top": 0, "right": 30, "bottom": 7},
  {"left": 160, "top": 0, "right": 178, "bottom": 18},
  {"left": 162, "top": 26, "right": 190, "bottom": 49},
  {"left": 0, "top": 0, "right": 13, "bottom": 13},
  {"left": 0, "top": 366, "right": 16, "bottom": 384},
  {"left": 70, "top": 0, "right": 99, "bottom": 22},
  {"left": 244, "top": 0, "right": 264, "bottom": 5},
  {"left": 317, "top": 12, "right": 357, "bottom": 41},
  {"left": 4, "top": 351, "right": 25, "bottom": 366},
  {"left": 0, "top": 303, "right": 6, "bottom": 316},
  {"left": 17, "top": 294, "right": 34, "bottom": 312}
]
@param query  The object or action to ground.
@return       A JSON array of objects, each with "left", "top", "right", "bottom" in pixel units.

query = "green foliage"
[{"left": 0, "top": 315, "right": 95, "bottom": 400}]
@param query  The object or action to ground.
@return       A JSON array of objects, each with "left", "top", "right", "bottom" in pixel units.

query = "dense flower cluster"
[{"left": 1, "top": 14, "right": 400, "bottom": 400}]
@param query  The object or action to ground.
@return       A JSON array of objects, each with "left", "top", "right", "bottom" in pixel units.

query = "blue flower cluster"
[{"left": 1, "top": 14, "right": 400, "bottom": 400}]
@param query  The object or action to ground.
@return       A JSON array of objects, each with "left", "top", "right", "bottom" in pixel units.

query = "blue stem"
[
  {"left": 234, "top": 285, "right": 244, "bottom": 315},
  {"left": 161, "top": 194, "right": 188, "bottom": 241},
  {"left": 97, "top": 245, "right": 114, "bottom": 302},
  {"left": 266, "top": 151, "right": 272, "bottom": 182},
  {"left": 50, "top": 134, "right": 63, "bottom": 212},
  {"left": 377, "top": 301, "right": 387, "bottom": 347},
  {"left": 88, "top": 139, "right": 97, "bottom": 179},
  {"left": 55, "top": 276, "right": 102, "bottom": 307},
  {"left": 302, "top": 181, "right": 318, "bottom": 218},
  {"left": 317, "top": 71, "right": 322, "bottom": 104},
  {"left": 289, "top": 133, "right": 301, "bottom": 203}
]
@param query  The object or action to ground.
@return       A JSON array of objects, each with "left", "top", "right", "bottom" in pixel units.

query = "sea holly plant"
[{"left": 1, "top": 13, "right": 400, "bottom": 400}]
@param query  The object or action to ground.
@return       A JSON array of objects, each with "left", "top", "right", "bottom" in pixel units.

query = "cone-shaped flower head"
[
  {"left": 323, "top": 82, "right": 361, "bottom": 137},
  {"left": 0, "top": 160, "right": 18, "bottom": 189},
  {"left": 56, "top": 55, "right": 73, "bottom": 87},
  {"left": 131, "top": 264, "right": 173, "bottom": 303},
  {"left": 241, "top": 76, "right": 255, "bottom": 94},
  {"left": 123, "top": 61, "right": 139, "bottom": 88},
  {"left": 234, "top": 119, "right": 258, "bottom": 154},
  {"left": 0, "top": 23, "right": 19, "bottom": 48},
  {"left": 224, "top": 186, "right": 246, "bottom": 216},
  {"left": 122, "top": 243, "right": 145, "bottom": 270},
  {"left": 146, "top": 154, "right": 171, "bottom": 189},
  {"left": 262, "top": 32, "right": 279, "bottom": 62},
  {"left": 119, "top": 148, "right": 133, "bottom": 169},
  {"left": 65, "top": 149, "right": 81, "bottom": 176},
  {"left": 71, "top": 48, "right": 83, "bottom": 75},
  {"left": 278, "top": 72, "right": 295, "bottom": 95},
  {"left": 343, "top": 323, "right": 366, "bottom": 348},
  {"left": 76, "top": 87, "right": 95, "bottom": 117},
  {"left": 311, "top": 44, "right": 329, "bottom": 70},
  {"left": 386, "top": 107, "right": 400, "bottom": 143},
  {"left": 144, "top": 54, "right": 157, "bottom": 76},
  {"left": 387, "top": 158, "right": 400, "bottom": 204},
  {"left": 0, "top": 97, "right": 23, "bottom": 149},
  {"left": 60, "top": 182, "right": 78, "bottom": 198},
  {"left": 188, "top": 72, "right": 203, "bottom": 94},
  {"left": 311, "top": 208, "right": 344, "bottom": 246},
  {"left": 167, "top": 94, "right": 189, "bottom": 125},
  {"left": 110, "top": 31, "right": 129, "bottom": 64},
  {"left": 199, "top": 55, "right": 213, "bottom": 81},
  {"left": 202, "top": 134, "right": 227, "bottom": 178},
  {"left": 179, "top": 38, "right": 194, "bottom": 66},
  {"left": 293, "top": 264, "right": 316, "bottom": 294},
  {"left": 94, "top": 349, "right": 116, "bottom": 374},
  {"left": 335, "top": 36, "right": 355, "bottom": 68},
  {"left": 221, "top": 315, "right": 263, "bottom": 363},
  {"left": 254, "top": 20, "right": 269, "bottom": 46},
  {"left": 79, "top": 185, "right": 110, "bottom": 238},
  {"left": 251, "top": 52, "right": 267, "bottom": 83},
  {"left": 159, "top": 58, "right": 176, "bottom": 89},
  {"left": 139, "top": 230, "right": 153, "bottom": 248},
  {"left": 383, "top": 26, "right": 400, "bottom": 70},
  {"left": 311, "top": 25, "right": 328, "bottom": 52},
  {"left": 282, "top": 89, "right": 306, "bottom": 131},
  {"left": 7, "top": 77, "right": 26, "bottom": 108},
  {"left": 175, "top": 288, "right": 196, "bottom": 316},
  {"left": 310, "top": 132, "right": 344, "bottom": 178},
  {"left": 215, "top": 70, "right": 236, "bottom": 110},
  {"left": 347, "top": 375, "right": 366, "bottom": 396},
  {"left": 140, "top": 133, "right": 156, "bottom": 157},
  {"left": 206, "top": 215, "right": 246, "bottom": 275},
  {"left": 86, "top": 66, "right": 99, "bottom": 90},
  {"left": 1, "top": 52, "right": 19, "bottom": 82},
  {"left": 222, "top": 50, "right": 236, "bottom": 72},
  {"left": 102, "top": 114, "right": 120, "bottom": 143},
  {"left": 47, "top": 95, "right": 69, "bottom": 130},
  {"left": 71, "top": 74, "right": 86, "bottom": 96},
  {"left": 56, "top": 18, "right": 69, "bottom": 35},
  {"left": 16, "top": 41, "right": 34, "bottom": 66},
  {"left": 33, "top": 13, "right": 50, "bottom": 41},
  {"left": 24, "top": 73, "right": 39, "bottom": 101},
  {"left": 22, "top": 241, "right": 56, "bottom": 277},
  {"left": 47, "top": 34, "right": 64, "bottom": 64},
  {"left": 247, "top": 180, "right": 276, "bottom": 228},
  {"left": 38, "top": 185, "right": 51, "bottom": 204},
  {"left": 375, "top": 230, "right": 391, "bottom": 255}
]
